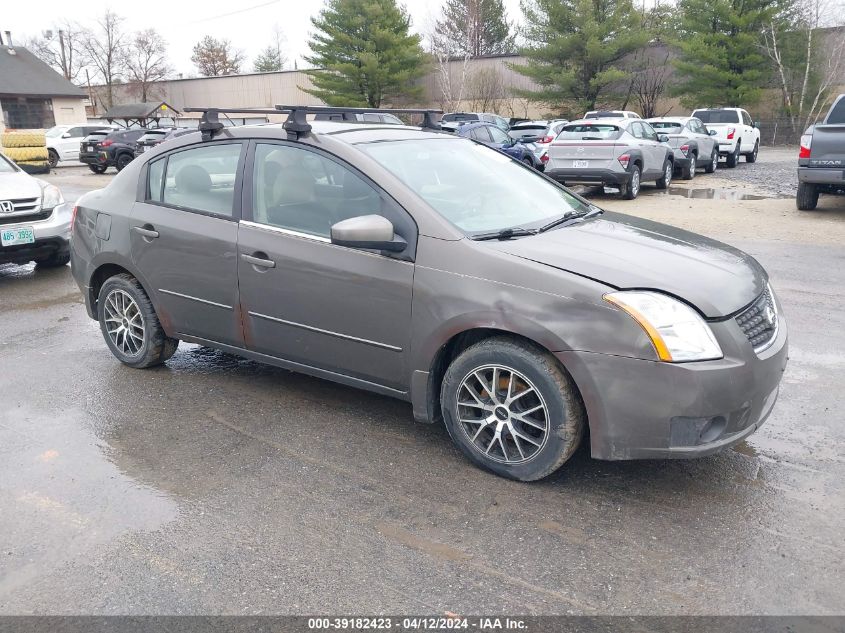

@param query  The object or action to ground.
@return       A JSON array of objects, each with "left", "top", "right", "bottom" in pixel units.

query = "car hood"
[
  {"left": 486, "top": 212, "right": 766, "bottom": 318},
  {"left": 0, "top": 171, "right": 41, "bottom": 201}
]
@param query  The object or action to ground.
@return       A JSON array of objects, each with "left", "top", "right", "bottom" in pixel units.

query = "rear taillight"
[
  {"left": 70, "top": 205, "right": 79, "bottom": 234},
  {"left": 540, "top": 153, "right": 549, "bottom": 163},
  {"left": 539, "top": 136, "right": 554, "bottom": 144},
  {"left": 680, "top": 144, "right": 690, "bottom": 156},
  {"left": 799, "top": 134, "right": 812, "bottom": 158},
  {"left": 99, "top": 139, "right": 113, "bottom": 147},
  {"left": 617, "top": 153, "right": 631, "bottom": 169},
  {"left": 726, "top": 127, "right": 735, "bottom": 140}
]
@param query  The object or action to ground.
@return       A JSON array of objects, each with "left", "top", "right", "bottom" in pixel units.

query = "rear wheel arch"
[{"left": 88, "top": 262, "right": 161, "bottom": 326}]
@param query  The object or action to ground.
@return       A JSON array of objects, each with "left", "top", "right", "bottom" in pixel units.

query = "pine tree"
[
  {"left": 304, "top": 0, "right": 428, "bottom": 107},
  {"left": 673, "top": 0, "right": 782, "bottom": 108},
  {"left": 253, "top": 46, "right": 284, "bottom": 72},
  {"left": 434, "top": 0, "right": 515, "bottom": 57},
  {"left": 512, "top": 0, "right": 649, "bottom": 113}
]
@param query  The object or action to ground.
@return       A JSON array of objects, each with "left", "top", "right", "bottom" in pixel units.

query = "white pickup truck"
[{"left": 691, "top": 107, "right": 760, "bottom": 168}]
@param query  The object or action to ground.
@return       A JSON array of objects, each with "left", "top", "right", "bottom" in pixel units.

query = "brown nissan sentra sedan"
[{"left": 70, "top": 106, "right": 788, "bottom": 481}]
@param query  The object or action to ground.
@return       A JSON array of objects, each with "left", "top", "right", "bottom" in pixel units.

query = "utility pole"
[{"left": 58, "top": 30, "right": 69, "bottom": 80}]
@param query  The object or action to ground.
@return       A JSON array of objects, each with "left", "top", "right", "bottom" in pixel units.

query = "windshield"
[
  {"left": 45, "top": 126, "right": 65, "bottom": 138},
  {"left": 586, "top": 111, "right": 624, "bottom": 119},
  {"left": 693, "top": 109, "right": 739, "bottom": 124},
  {"left": 0, "top": 154, "right": 17, "bottom": 172},
  {"left": 359, "top": 138, "right": 590, "bottom": 234},
  {"left": 650, "top": 122, "right": 683, "bottom": 132},
  {"left": 557, "top": 124, "right": 622, "bottom": 140}
]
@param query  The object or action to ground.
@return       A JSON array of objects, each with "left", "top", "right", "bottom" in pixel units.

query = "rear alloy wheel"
[
  {"left": 115, "top": 153, "right": 133, "bottom": 172},
  {"left": 682, "top": 154, "right": 697, "bottom": 180},
  {"left": 622, "top": 165, "right": 641, "bottom": 200},
  {"left": 746, "top": 141, "right": 759, "bottom": 163},
  {"left": 441, "top": 337, "right": 585, "bottom": 481},
  {"left": 98, "top": 273, "right": 179, "bottom": 368},
  {"left": 656, "top": 160, "right": 673, "bottom": 189},
  {"left": 705, "top": 149, "right": 718, "bottom": 174},
  {"left": 796, "top": 182, "right": 819, "bottom": 210},
  {"left": 726, "top": 143, "right": 740, "bottom": 168},
  {"left": 88, "top": 164, "right": 107, "bottom": 174},
  {"left": 47, "top": 149, "right": 59, "bottom": 169}
]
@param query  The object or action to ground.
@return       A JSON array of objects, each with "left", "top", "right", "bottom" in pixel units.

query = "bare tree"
[
  {"left": 82, "top": 10, "right": 127, "bottom": 109},
  {"left": 27, "top": 21, "right": 88, "bottom": 82},
  {"left": 426, "top": 14, "right": 472, "bottom": 112},
  {"left": 191, "top": 36, "right": 245, "bottom": 76},
  {"left": 467, "top": 67, "right": 505, "bottom": 112},
  {"left": 763, "top": 0, "right": 845, "bottom": 131},
  {"left": 126, "top": 29, "right": 171, "bottom": 102},
  {"left": 630, "top": 48, "right": 673, "bottom": 118}
]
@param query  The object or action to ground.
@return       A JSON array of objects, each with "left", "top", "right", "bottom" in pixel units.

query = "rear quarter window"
[{"left": 826, "top": 97, "right": 845, "bottom": 124}]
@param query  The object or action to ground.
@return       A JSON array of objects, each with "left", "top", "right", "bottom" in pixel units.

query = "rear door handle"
[
  {"left": 133, "top": 226, "right": 159, "bottom": 239},
  {"left": 241, "top": 253, "right": 276, "bottom": 269}
]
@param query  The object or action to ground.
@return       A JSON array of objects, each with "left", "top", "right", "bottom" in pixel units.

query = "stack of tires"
[{"left": 0, "top": 131, "right": 50, "bottom": 174}]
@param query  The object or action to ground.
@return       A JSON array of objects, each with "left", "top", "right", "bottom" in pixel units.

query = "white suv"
[
  {"left": 690, "top": 108, "right": 760, "bottom": 167},
  {"left": 45, "top": 124, "right": 114, "bottom": 167}
]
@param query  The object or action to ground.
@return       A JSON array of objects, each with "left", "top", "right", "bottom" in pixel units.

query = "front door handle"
[
  {"left": 133, "top": 226, "right": 159, "bottom": 239},
  {"left": 241, "top": 253, "right": 276, "bottom": 269}
]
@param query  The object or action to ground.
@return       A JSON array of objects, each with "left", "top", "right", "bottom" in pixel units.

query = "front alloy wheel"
[{"left": 456, "top": 365, "right": 549, "bottom": 464}]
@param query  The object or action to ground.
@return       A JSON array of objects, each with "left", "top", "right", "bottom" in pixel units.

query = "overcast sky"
[{"left": 5, "top": 0, "right": 524, "bottom": 78}]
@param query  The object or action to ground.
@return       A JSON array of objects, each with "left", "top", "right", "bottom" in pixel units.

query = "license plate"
[
  {"left": 573, "top": 160, "right": 589, "bottom": 168},
  {"left": 1, "top": 226, "right": 35, "bottom": 246}
]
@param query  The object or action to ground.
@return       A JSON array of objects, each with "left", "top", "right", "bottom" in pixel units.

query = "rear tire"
[
  {"left": 621, "top": 164, "right": 641, "bottom": 199},
  {"left": 746, "top": 141, "right": 759, "bottom": 163},
  {"left": 726, "top": 143, "right": 740, "bottom": 168},
  {"left": 656, "top": 160, "right": 673, "bottom": 189},
  {"left": 704, "top": 149, "right": 718, "bottom": 174},
  {"left": 796, "top": 182, "right": 819, "bottom": 210},
  {"left": 440, "top": 337, "right": 585, "bottom": 481},
  {"left": 682, "top": 154, "right": 697, "bottom": 180},
  {"left": 522, "top": 157, "right": 534, "bottom": 168},
  {"left": 115, "top": 153, "right": 133, "bottom": 172},
  {"left": 97, "top": 273, "right": 180, "bottom": 368},
  {"left": 88, "top": 164, "right": 107, "bottom": 174}
]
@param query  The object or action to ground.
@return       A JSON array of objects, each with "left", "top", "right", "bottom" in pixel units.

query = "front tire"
[
  {"left": 656, "top": 160, "right": 673, "bottom": 189},
  {"left": 796, "top": 182, "right": 819, "bottom": 210},
  {"left": 704, "top": 149, "right": 718, "bottom": 174},
  {"left": 621, "top": 165, "right": 641, "bottom": 199},
  {"left": 682, "top": 154, "right": 697, "bottom": 180},
  {"left": 746, "top": 141, "right": 759, "bottom": 163},
  {"left": 440, "top": 337, "right": 585, "bottom": 481},
  {"left": 97, "top": 273, "right": 179, "bottom": 368}
]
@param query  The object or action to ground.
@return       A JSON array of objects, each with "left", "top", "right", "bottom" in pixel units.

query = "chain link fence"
[{"left": 756, "top": 119, "right": 806, "bottom": 146}]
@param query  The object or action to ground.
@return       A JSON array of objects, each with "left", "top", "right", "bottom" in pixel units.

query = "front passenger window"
[{"left": 251, "top": 143, "right": 383, "bottom": 239}]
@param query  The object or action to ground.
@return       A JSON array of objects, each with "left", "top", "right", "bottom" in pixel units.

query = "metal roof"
[
  {"left": 103, "top": 102, "right": 180, "bottom": 119},
  {"left": 0, "top": 47, "right": 86, "bottom": 98}
]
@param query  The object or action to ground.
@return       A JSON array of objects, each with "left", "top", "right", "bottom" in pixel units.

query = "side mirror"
[
  {"left": 709, "top": 129, "right": 718, "bottom": 136},
  {"left": 61, "top": 132, "right": 71, "bottom": 138},
  {"left": 658, "top": 134, "right": 669, "bottom": 143},
  {"left": 753, "top": 121, "right": 760, "bottom": 128},
  {"left": 331, "top": 215, "right": 406, "bottom": 253}
]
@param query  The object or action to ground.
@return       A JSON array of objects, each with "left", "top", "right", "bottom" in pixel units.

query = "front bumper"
[
  {"left": 0, "top": 203, "right": 72, "bottom": 264},
  {"left": 545, "top": 168, "right": 632, "bottom": 187},
  {"left": 557, "top": 301, "right": 789, "bottom": 460}
]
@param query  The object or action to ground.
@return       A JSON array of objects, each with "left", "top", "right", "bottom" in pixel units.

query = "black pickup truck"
[{"left": 797, "top": 94, "right": 845, "bottom": 210}]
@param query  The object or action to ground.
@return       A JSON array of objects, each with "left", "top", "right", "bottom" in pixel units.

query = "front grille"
[
  {"left": 9, "top": 197, "right": 40, "bottom": 212},
  {"left": 736, "top": 288, "right": 778, "bottom": 350},
  {"left": 0, "top": 209, "right": 52, "bottom": 226}
]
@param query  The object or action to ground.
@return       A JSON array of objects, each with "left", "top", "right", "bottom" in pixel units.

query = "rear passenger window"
[
  {"left": 160, "top": 144, "right": 242, "bottom": 216},
  {"left": 251, "top": 143, "right": 383, "bottom": 239}
]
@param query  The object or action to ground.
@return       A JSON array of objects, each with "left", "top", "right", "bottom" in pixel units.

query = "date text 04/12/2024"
[{"left": 307, "top": 617, "right": 527, "bottom": 630}]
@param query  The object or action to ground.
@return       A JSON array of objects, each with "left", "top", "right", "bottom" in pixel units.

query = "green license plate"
[{"left": 1, "top": 226, "right": 35, "bottom": 246}]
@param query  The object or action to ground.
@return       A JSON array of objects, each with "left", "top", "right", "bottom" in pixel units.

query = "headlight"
[
  {"left": 37, "top": 180, "right": 64, "bottom": 211},
  {"left": 604, "top": 291, "right": 722, "bottom": 362}
]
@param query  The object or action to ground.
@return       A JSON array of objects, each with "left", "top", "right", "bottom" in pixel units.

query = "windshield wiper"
[
  {"left": 472, "top": 227, "right": 538, "bottom": 241},
  {"left": 537, "top": 206, "right": 604, "bottom": 232}
]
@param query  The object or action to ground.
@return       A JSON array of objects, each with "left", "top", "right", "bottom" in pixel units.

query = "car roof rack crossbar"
[
  {"left": 183, "top": 107, "right": 283, "bottom": 141},
  {"left": 274, "top": 105, "right": 444, "bottom": 139}
]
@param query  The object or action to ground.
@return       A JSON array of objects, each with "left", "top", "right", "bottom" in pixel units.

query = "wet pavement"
[{"left": 1, "top": 163, "right": 844, "bottom": 615}]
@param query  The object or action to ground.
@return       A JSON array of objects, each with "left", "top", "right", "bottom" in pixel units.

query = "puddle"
[{"left": 662, "top": 187, "right": 772, "bottom": 201}]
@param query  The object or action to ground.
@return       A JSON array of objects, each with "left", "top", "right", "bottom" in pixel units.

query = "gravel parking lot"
[{"left": 1, "top": 151, "right": 843, "bottom": 616}]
